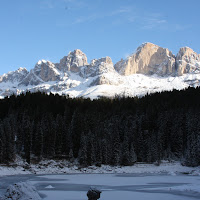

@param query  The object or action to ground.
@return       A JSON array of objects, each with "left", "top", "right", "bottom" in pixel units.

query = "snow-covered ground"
[
  {"left": 0, "top": 182, "right": 41, "bottom": 200},
  {"left": 1, "top": 72, "right": 200, "bottom": 99},
  {"left": 1, "top": 173, "right": 200, "bottom": 200},
  {"left": 1, "top": 159, "right": 200, "bottom": 177},
  {"left": 1, "top": 160, "right": 200, "bottom": 200}
]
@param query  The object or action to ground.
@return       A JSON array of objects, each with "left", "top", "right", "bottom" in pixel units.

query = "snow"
[
  {"left": 45, "top": 185, "right": 55, "bottom": 189},
  {"left": 37, "top": 60, "right": 47, "bottom": 65},
  {"left": 1, "top": 162, "right": 200, "bottom": 200},
  {"left": 1, "top": 67, "right": 200, "bottom": 99},
  {"left": 167, "top": 184, "right": 200, "bottom": 194},
  {"left": 28, "top": 173, "right": 200, "bottom": 200},
  {"left": 1, "top": 160, "right": 200, "bottom": 177},
  {"left": 0, "top": 182, "right": 41, "bottom": 200}
]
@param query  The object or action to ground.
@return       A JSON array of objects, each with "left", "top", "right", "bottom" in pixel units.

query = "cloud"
[
  {"left": 60, "top": 2, "right": 189, "bottom": 33},
  {"left": 109, "top": 7, "right": 132, "bottom": 16},
  {"left": 142, "top": 17, "right": 167, "bottom": 29},
  {"left": 72, "top": 6, "right": 134, "bottom": 25}
]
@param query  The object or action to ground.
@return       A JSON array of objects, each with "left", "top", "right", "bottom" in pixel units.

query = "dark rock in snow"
[{"left": 87, "top": 188, "right": 102, "bottom": 200}]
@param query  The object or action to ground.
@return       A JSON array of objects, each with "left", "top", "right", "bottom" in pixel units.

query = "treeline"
[{"left": 0, "top": 87, "right": 200, "bottom": 167}]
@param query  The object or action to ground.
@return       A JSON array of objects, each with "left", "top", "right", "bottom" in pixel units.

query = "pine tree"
[
  {"left": 34, "top": 122, "right": 44, "bottom": 159},
  {"left": 0, "top": 123, "right": 5, "bottom": 163},
  {"left": 121, "top": 135, "right": 130, "bottom": 165},
  {"left": 129, "top": 143, "right": 137, "bottom": 165},
  {"left": 112, "top": 128, "right": 121, "bottom": 165},
  {"left": 68, "top": 148, "right": 74, "bottom": 162},
  {"left": 87, "top": 130, "right": 96, "bottom": 166},
  {"left": 101, "top": 138, "right": 109, "bottom": 165},
  {"left": 96, "top": 140, "right": 102, "bottom": 166},
  {"left": 78, "top": 134, "right": 88, "bottom": 166},
  {"left": 22, "top": 115, "right": 32, "bottom": 164},
  {"left": 70, "top": 109, "right": 83, "bottom": 158},
  {"left": 4, "top": 118, "right": 15, "bottom": 162}
]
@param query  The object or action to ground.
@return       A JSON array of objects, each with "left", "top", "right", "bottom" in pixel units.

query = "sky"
[{"left": 0, "top": 0, "right": 200, "bottom": 75}]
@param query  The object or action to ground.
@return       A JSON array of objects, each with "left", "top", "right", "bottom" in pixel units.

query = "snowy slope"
[{"left": 0, "top": 72, "right": 197, "bottom": 99}]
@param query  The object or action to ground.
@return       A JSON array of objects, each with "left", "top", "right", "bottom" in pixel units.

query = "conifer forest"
[{"left": 0, "top": 87, "right": 200, "bottom": 167}]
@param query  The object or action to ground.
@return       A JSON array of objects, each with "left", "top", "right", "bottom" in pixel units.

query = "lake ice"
[{"left": 1, "top": 173, "right": 200, "bottom": 200}]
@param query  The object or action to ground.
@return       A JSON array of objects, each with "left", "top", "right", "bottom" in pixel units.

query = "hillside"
[{"left": 0, "top": 87, "right": 200, "bottom": 167}]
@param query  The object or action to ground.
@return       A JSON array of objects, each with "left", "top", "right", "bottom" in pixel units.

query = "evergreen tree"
[
  {"left": 112, "top": 128, "right": 121, "bottom": 165},
  {"left": 121, "top": 135, "right": 130, "bottom": 165},
  {"left": 129, "top": 143, "right": 137, "bottom": 165},
  {"left": 78, "top": 134, "right": 88, "bottom": 166}
]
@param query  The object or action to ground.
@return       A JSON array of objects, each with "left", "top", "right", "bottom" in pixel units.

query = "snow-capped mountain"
[{"left": 0, "top": 42, "right": 200, "bottom": 99}]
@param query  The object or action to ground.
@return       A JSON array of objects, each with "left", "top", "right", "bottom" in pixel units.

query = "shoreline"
[{"left": 0, "top": 160, "right": 200, "bottom": 177}]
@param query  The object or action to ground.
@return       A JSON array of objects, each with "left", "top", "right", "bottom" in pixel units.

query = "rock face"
[
  {"left": 79, "top": 56, "right": 122, "bottom": 86},
  {"left": 0, "top": 67, "right": 28, "bottom": 83},
  {"left": 59, "top": 49, "right": 88, "bottom": 73},
  {"left": 114, "top": 43, "right": 176, "bottom": 76},
  {"left": 20, "top": 60, "right": 60, "bottom": 86},
  {"left": 176, "top": 47, "right": 200, "bottom": 75},
  {"left": 80, "top": 56, "right": 115, "bottom": 78}
]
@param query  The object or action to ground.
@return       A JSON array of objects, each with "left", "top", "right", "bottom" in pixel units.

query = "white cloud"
[
  {"left": 72, "top": 6, "right": 134, "bottom": 25},
  {"left": 109, "top": 7, "right": 132, "bottom": 16},
  {"left": 142, "top": 18, "right": 167, "bottom": 29}
]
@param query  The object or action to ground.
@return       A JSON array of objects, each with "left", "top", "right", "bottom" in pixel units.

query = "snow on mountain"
[
  {"left": 0, "top": 67, "right": 28, "bottom": 84},
  {"left": 19, "top": 60, "right": 61, "bottom": 86},
  {"left": 0, "top": 43, "right": 200, "bottom": 99}
]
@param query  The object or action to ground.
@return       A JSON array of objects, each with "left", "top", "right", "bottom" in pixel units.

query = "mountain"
[
  {"left": 114, "top": 43, "right": 176, "bottom": 76},
  {"left": 0, "top": 42, "right": 200, "bottom": 99}
]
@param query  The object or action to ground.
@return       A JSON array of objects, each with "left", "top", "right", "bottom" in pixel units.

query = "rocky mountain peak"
[
  {"left": 80, "top": 56, "right": 115, "bottom": 78},
  {"left": 114, "top": 42, "right": 175, "bottom": 76},
  {"left": 176, "top": 47, "right": 200, "bottom": 75},
  {"left": 20, "top": 60, "right": 61, "bottom": 86},
  {"left": 59, "top": 49, "right": 88, "bottom": 73},
  {"left": 0, "top": 67, "right": 28, "bottom": 83},
  {"left": 90, "top": 56, "right": 113, "bottom": 66},
  {"left": 17, "top": 67, "right": 28, "bottom": 73},
  {"left": 72, "top": 49, "right": 86, "bottom": 56}
]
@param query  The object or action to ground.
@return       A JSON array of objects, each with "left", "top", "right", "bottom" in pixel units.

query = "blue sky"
[{"left": 0, "top": 0, "right": 200, "bottom": 74}]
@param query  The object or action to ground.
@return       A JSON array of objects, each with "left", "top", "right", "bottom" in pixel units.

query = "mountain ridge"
[{"left": 0, "top": 42, "right": 200, "bottom": 98}]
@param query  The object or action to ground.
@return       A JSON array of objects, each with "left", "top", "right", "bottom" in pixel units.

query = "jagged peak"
[
  {"left": 178, "top": 46, "right": 196, "bottom": 55},
  {"left": 137, "top": 42, "right": 159, "bottom": 50},
  {"left": 37, "top": 60, "right": 48, "bottom": 65},
  {"left": 68, "top": 49, "right": 86, "bottom": 57},
  {"left": 16, "top": 67, "right": 28, "bottom": 73},
  {"left": 139, "top": 42, "right": 158, "bottom": 48},
  {"left": 91, "top": 56, "right": 113, "bottom": 66},
  {"left": 123, "top": 42, "right": 161, "bottom": 60},
  {"left": 1, "top": 67, "right": 28, "bottom": 76}
]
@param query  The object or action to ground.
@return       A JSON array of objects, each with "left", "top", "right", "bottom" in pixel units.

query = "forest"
[{"left": 0, "top": 87, "right": 200, "bottom": 167}]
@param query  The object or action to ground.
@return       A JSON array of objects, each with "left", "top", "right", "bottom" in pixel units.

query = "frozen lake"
[{"left": 1, "top": 173, "right": 200, "bottom": 200}]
